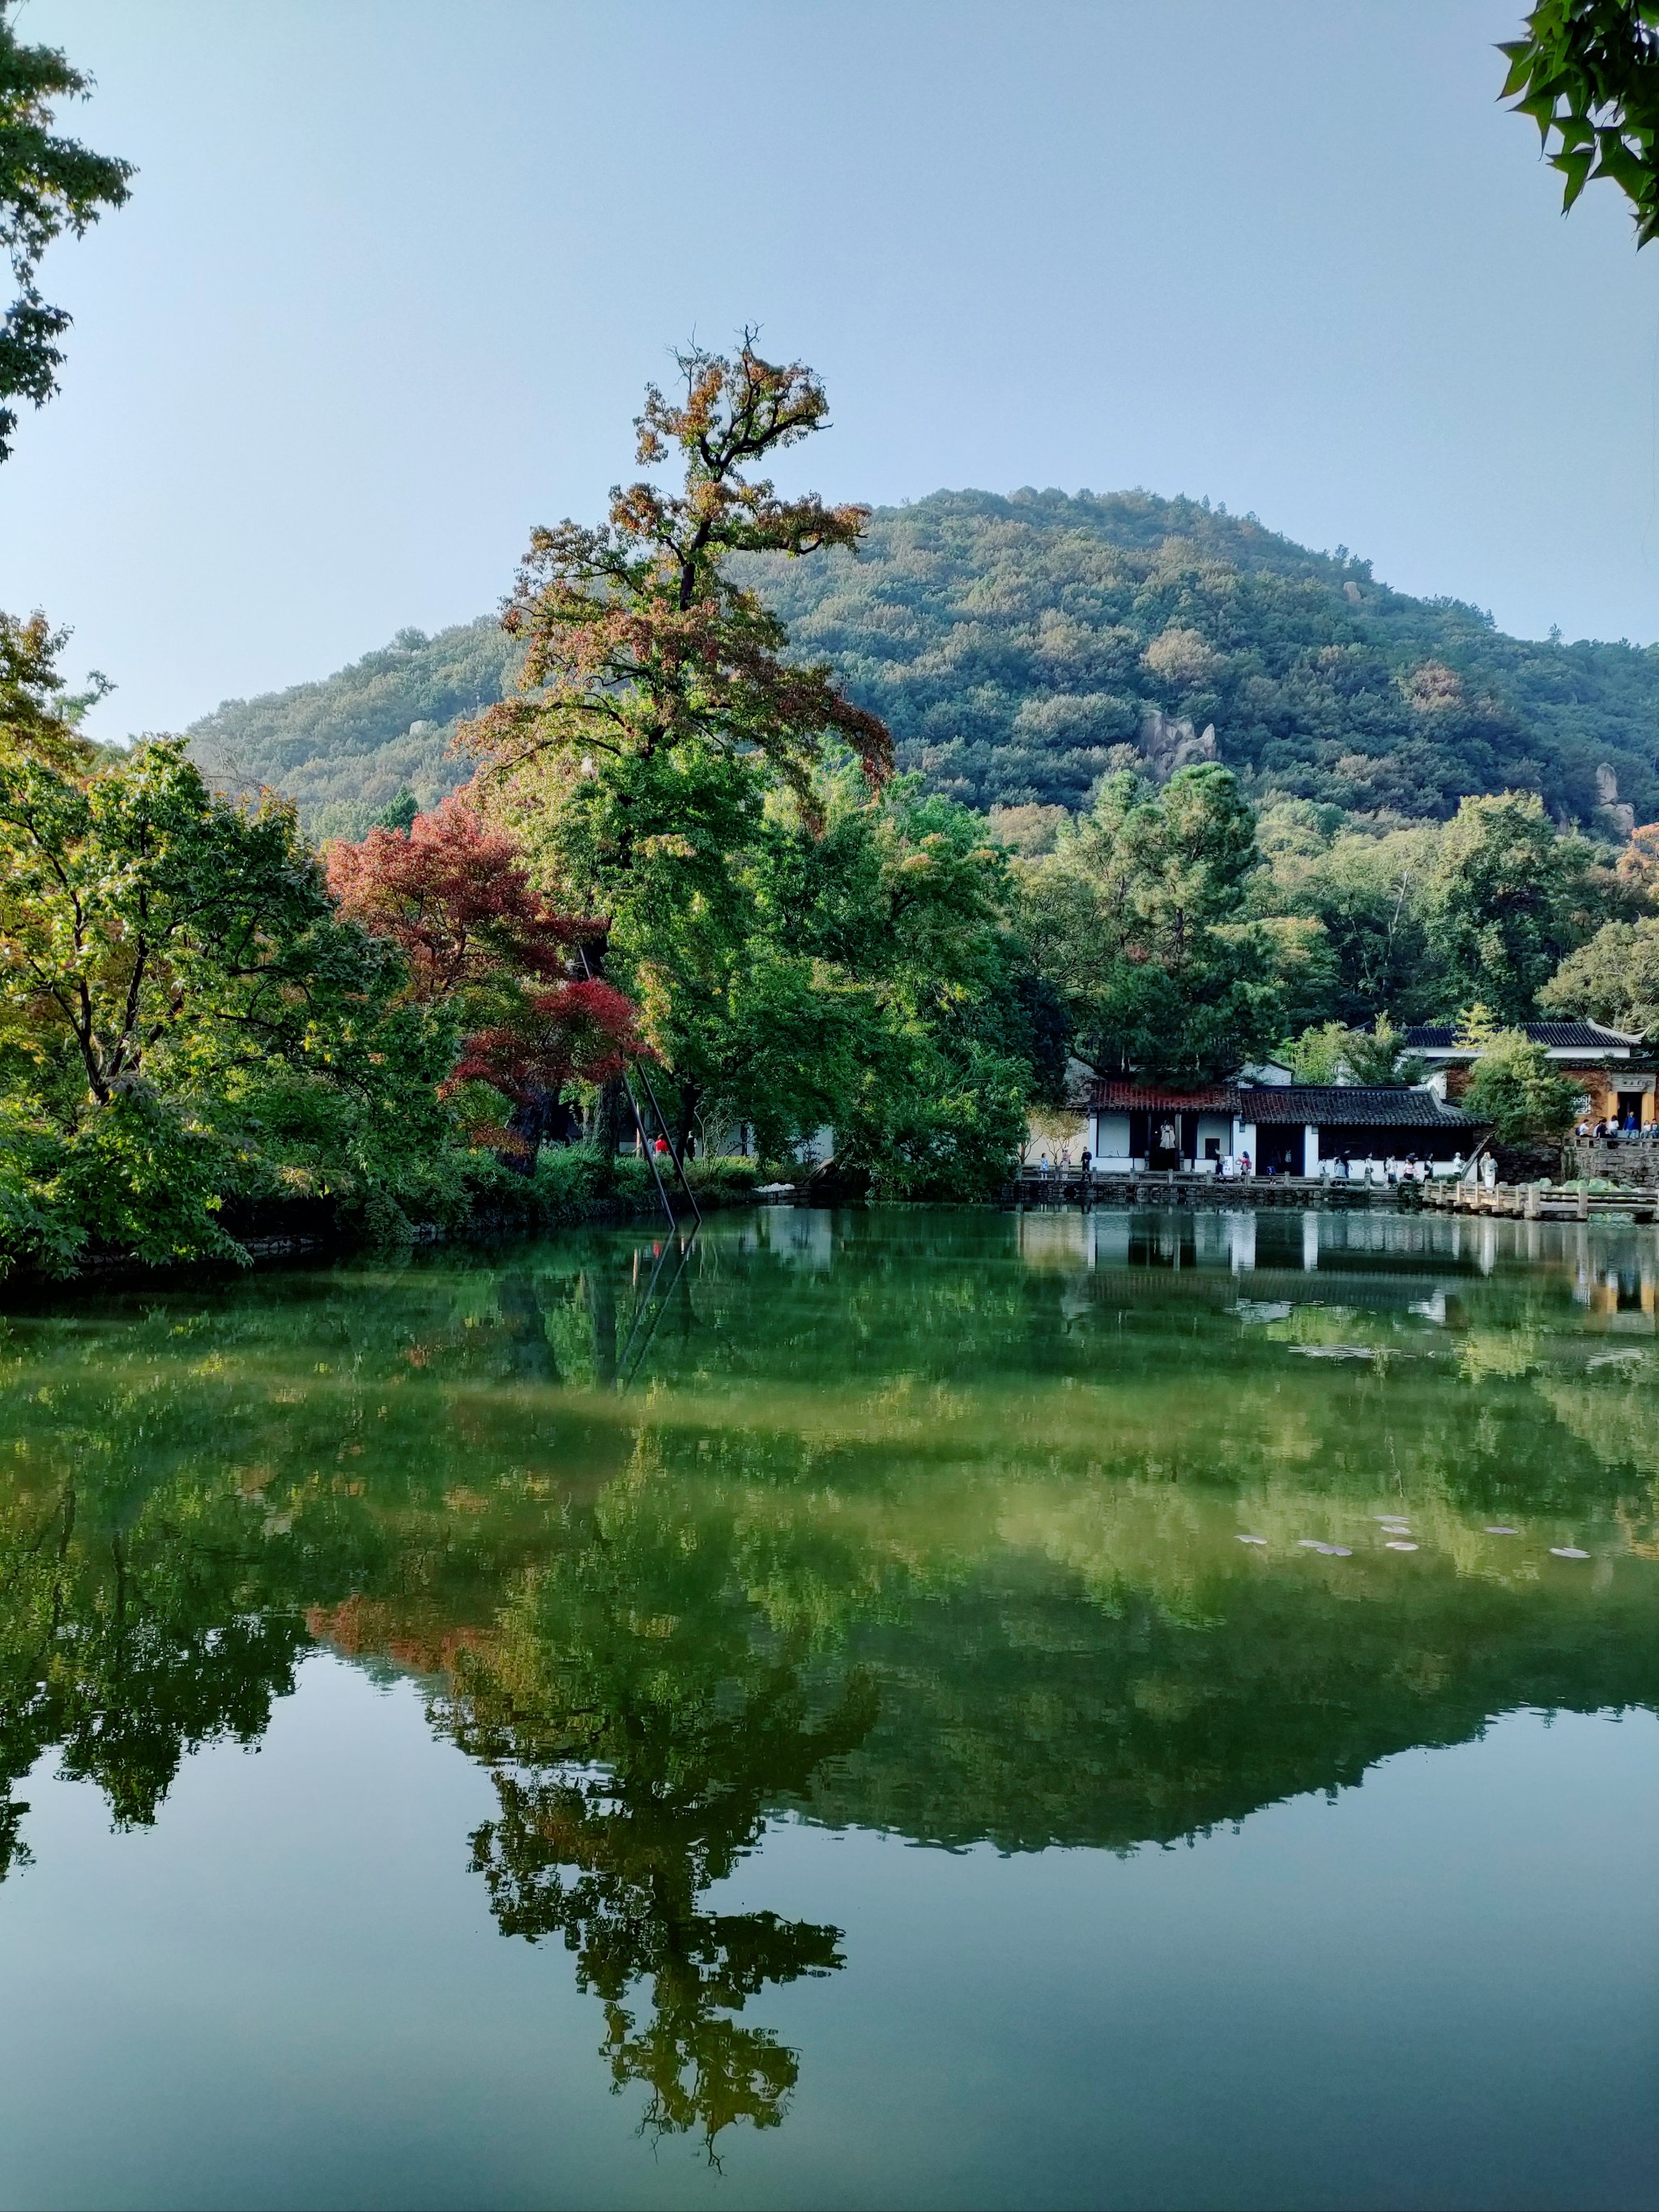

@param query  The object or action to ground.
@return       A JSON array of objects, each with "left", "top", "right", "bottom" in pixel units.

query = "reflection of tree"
[
  {"left": 0, "top": 1478, "right": 309, "bottom": 1876},
  {"left": 0, "top": 1213, "right": 1657, "bottom": 2154},
  {"left": 441, "top": 1460, "right": 877, "bottom": 2150}
]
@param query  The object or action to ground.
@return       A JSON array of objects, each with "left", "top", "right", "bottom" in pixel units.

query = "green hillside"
[
  {"left": 186, "top": 619, "right": 518, "bottom": 841},
  {"left": 184, "top": 489, "right": 1659, "bottom": 837}
]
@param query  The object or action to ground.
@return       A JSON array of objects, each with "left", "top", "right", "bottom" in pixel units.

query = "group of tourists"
[
  {"left": 1575, "top": 1112, "right": 1650, "bottom": 1141},
  {"left": 1026, "top": 1149, "right": 1453, "bottom": 1183},
  {"left": 1025, "top": 1145, "right": 1465, "bottom": 1183},
  {"left": 1320, "top": 1152, "right": 1447, "bottom": 1186}
]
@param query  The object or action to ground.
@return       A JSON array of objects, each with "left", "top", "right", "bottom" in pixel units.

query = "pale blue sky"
[{"left": 2, "top": 0, "right": 1657, "bottom": 742}]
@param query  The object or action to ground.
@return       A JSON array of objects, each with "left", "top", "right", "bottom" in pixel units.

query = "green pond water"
[{"left": 0, "top": 1205, "right": 1656, "bottom": 2212}]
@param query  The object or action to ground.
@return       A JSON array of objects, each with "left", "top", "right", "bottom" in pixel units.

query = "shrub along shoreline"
[{"left": 0, "top": 1149, "right": 774, "bottom": 1291}]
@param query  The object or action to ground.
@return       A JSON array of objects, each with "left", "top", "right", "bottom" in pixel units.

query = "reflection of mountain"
[
  {"left": 800, "top": 1571, "right": 1659, "bottom": 1853},
  {"left": 1, "top": 1209, "right": 1657, "bottom": 2142}
]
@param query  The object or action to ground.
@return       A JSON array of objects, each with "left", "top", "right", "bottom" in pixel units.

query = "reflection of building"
[
  {"left": 1576, "top": 1253, "right": 1658, "bottom": 1332},
  {"left": 1405, "top": 1022, "right": 1656, "bottom": 1128},
  {"left": 1086, "top": 1080, "right": 1479, "bottom": 1177}
]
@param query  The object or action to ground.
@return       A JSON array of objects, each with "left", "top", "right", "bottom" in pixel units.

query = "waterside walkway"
[
  {"left": 1419, "top": 1178, "right": 1659, "bottom": 1224},
  {"left": 1010, "top": 1168, "right": 1394, "bottom": 1209}
]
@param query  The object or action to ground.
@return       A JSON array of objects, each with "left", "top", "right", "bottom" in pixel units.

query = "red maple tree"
[
  {"left": 328, "top": 796, "right": 644, "bottom": 1153},
  {"left": 326, "top": 794, "right": 588, "bottom": 995}
]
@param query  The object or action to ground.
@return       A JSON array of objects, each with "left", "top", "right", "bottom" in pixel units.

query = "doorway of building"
[
  {"left": 1258, "top": 1128, "right": 1301, "bottom": 1176},
  {"left": 1147, "top": 1114, "right": 1183, "bottom": 1170},
  {"left": 1616, "top": 1090, "right": 1645, "bottom": 1129}
]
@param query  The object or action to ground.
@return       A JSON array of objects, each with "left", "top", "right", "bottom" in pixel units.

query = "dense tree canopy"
[
  {"left": 1422, "top": 792, "right": 1618, "bottom": 1023},
  {"left": 0, "top": 732, "right": 458, "bottom": 1269},
  {"left": 1539, "top": 914, "right": 1659, "bottom": 1029},
  {"left": 750, "top": 491, "right": 1659, "bottom": 825},
  {"left": 189, "top": 619, "right": 518, "bottom": 841},
  {"left": 1017, "top": 764, "right": 1282, "bottom": 1080}
]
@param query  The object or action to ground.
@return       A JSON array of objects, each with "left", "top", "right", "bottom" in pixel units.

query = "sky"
[{"left": 3, "top": 0, "right": 1658, "bottom": 744}]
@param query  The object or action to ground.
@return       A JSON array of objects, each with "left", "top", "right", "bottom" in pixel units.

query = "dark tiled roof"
[
  {"left": 1242, "top": 1085, "right": 1477, "bottom": 1127},
  {"left": 1091, "top": 1081, "right": 1233, "bottom": 1110},
  {"left": 1403, "top": 1021, "right": 1642, "bottom": 1051},
  {"left": 1089, "top": 1080, "right": 1479, "bottom": 1127}
]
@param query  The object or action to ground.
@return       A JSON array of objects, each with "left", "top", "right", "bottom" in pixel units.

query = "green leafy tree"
[
  {"left": 467, "top": 335, "right": 893, "bottom": 1155},
  {"left": 1252, "top": 804, "right": 1441, "bottom": 1026},
  {"left": 0, "top": 609, "right": 104, "bottom": 770},
  {"left": 1282, "top": 1020, "right": 1350, "bottom": 1085},
  {"left": 1021, "top": 763, "right": 1280, "bottom": 1080},
  {"left": 1459, "top": 1012, "right": 1584, "bottom": 1145},
  {"left": 1539, "top": 913, "right": 1659, "bottom": 1030},
  {"left": 644, "top": 767, "right": 1038, "bottom": 1188},
  {"left": 1501, "top": 1, "right": 1659, "bottom": 245},
  {"left": 370, "top": 786, "right": 420, "bottom": 833},
  {"left": 1426, "top": 792, "right": 1608, "bottom": 1022},
  {"left": 1283, "top": 1013, "right": 1425, "bottom": 1086},
  {"left": 0, "top": 737, "right": 458, "bottom": 1268},
  {"left": 0, "top": 2, "right": 133, "bottom": 460}
]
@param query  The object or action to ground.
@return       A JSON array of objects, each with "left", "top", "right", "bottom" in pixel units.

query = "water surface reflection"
[{"left": 1, "top": 1208, "right": 1655, "bottom": 2170}]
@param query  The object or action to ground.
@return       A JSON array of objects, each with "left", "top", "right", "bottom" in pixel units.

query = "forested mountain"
[
  {"left": 186, "top": 620, "right": 518, "bottom": 839},
  {"left": 756, "top": 491, "right": 1659, "bottom": 826},
  {"left": 183, "top": 488, "right": 1659, "bottom": 837}
]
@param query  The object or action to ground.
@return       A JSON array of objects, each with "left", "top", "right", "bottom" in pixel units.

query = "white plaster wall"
[
  {"left": 1195, "top": 1112, "right": 1230, "bottom": 1170},
  {"left": 1089, "top": 1110, "right": 1137, "bottom": 1170},
  {"left": 1090, "top": 1112, "right": 1131, "bottom": 1154}
]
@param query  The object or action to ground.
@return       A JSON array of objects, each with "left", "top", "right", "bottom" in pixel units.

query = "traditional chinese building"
[
  {"left": 1086, "top": 1076, "right": 1479, "bottom": 1177},
  {"left": 1401, "top": 1022, "right": 1656, "bottom": 1128}
]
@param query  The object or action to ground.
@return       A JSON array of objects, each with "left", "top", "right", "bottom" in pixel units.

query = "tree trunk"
[
  {"left": 672, "top": 1077, "right": 699, "bottom": 1161},
  {"left": 592, "top": 1075, "right": 629, "bottom": 1172},
  {"left": 502, "top": 1088, "right": 578, "bottom": 1175}
]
